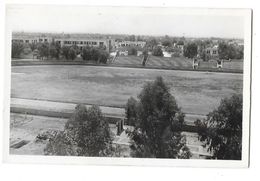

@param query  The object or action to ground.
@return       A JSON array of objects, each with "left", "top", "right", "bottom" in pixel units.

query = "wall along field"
[{"left": 11, "top": 65, "right": 243, "bottom": 116}]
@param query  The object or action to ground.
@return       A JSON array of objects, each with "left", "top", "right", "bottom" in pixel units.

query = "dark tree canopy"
[
  {"left": 37, "top": 43, "right": 50, "bottom": 59},
  {"left": 127, "top": 47, "right": 137, "bottom": 56},
  {"left": 44, "top": 104, "right": 113, "bottom": 156},
  {"left": 195, "top": 94, "right": 242, "bottom": 160},
  {"left": 81, "top": 46, "right": 109, "bottom": 63},
  {"left": 184, "top": 43, "right": 198, "bottom": 59},
  {"left": 126, "top": 77, "right": 191, "bottom": 158},
  {"left": 218, "top": 42, "right": 242, "bottom": 60},
  {"left": 11, "top": 42, "right": 24, "bottom": 58},
  {"left": 152, "top": 46, "right": 163, "bottom": 57}
]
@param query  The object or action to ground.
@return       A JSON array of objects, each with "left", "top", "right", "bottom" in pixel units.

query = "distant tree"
[
  {"left": 162, "top": 40, "right": 172, "bottom": 47},
  {"left": 218, "top": 42, "right": 237, "bottom": 60},
  {"left": 184, "top": 43, "right": 198, "bottom": 59},
  {"left": 152, "top": 46, "right": 163, "bottom": 56},
  {"left": 126, "top": 77, "right": 192, "bottom": 158},
  {"left": 81, "top": 46, "right": 109, "bottom": 63},
  {"left": 177, "top": 40, "right": 184, "bottom": 45},
  {"left": 98, "top": 50, "right": 109, "bottom": 64},
  {"left": 127, "top": 47, "right": 137, "bottom": 56},
  {"left": 37, "top": 43, "right": 50, "bottom": 59},
  {"left": 61, "top": 46, "right": 70, "bottom": 60},
  {"left": 68, "top": 47, "right": 77, "bottom": 60},
  {"left": 49, "top": 42, "right": 60, "bottom": 59},
  {"left": 142, "top": 49, "right": 149, "bottom": 66},
  {"left": 195, "top": 94, "right": 242, "bottom": 160},
  {"left": 129, "top": 35, "right": 136, "bottom": 41},
  {"left": 45, "top": 104, "right": 113, "bottom": 156},
  {"left": 29, "top": 43, "right": 37, "bottom": 52},
  {"left": 11, "top": 41, "right": 24, "bottom": 58},
  {"left": 146, "top": 39, "right": 158, "bottom": 51}
]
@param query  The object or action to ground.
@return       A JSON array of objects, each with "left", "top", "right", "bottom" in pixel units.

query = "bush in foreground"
[
  {"left": 44, "top": 104, "right": 113, "bottom": 156},
  {"left": 195, "top": 94, "right": 242, "bottom": 160},
  {"left": 125, "top": 76, "right": 192, "bottom": 158}
]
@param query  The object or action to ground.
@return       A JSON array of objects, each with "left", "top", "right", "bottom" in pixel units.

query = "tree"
[
  {"left": 68, "top": 47, "right": 77, "bottom": 60},
  {"left": 49, "top": 42, "right": 61, "bottom": 59},
  {"left": 126, "top": 77, "right": 192, "bottom": 158},
  {"left": 218, "top": 42, "right": 237, "bottom": 60},
  {"left": 61, "top": 46, "right": 76, "bottom": 60},
  {"left": 81, "top": 46, "right": 109, "bottom": 63},
  {"left": 162, "top": 40, "right": 172, "bottom": 47},
  {"left": 184, "top": 43, "right": 198, "bottom": 59},
  {"left": 195, "top": 94, "right": 242, "bottom": 160},
  {"left": 45, "top": 104, "right": 113, "bottom": 156},
  {"left": 61, "top": 46, "right": 70, "bottom": 60},
  {"left": 37, "top": 42, "right": 50, "bottom": 59},
  {"left": 127, "top": 47, "right": 137, "bottom": 56},
  {"left": 152, "top": 46, "right": 163, "bottom": 56},
  {"left": 142, "top": 49, "right": 149, "bottom": 66},
  {"left": 11, "top": 42, "right": 24, "bottom": 58}
]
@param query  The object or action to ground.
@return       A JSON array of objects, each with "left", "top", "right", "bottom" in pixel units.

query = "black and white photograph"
[{"left": 3, "top": 5, "right": 251, "bottom": 167}]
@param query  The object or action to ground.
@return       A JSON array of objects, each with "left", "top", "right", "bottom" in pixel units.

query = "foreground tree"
[
  {"left": 126, "top": 77, "right": 192, "bottom": 158},
  {"left": 45, "top": 104, "right": 113, "bottom": 156},
  {"left": 195, "top": 94, "right": 242, "bottom": 160},
  {"left": 11, "top": 42, "right": 24, "bottom": 58}
]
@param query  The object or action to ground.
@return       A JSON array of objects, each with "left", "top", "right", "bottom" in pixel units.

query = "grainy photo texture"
[{"left": 5, "top": 5, "right": 251, "bottom": 167}]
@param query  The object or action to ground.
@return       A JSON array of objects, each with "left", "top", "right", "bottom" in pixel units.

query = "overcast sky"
[{"left": 6, "top": 5, "right": 246, "bottom": 38}]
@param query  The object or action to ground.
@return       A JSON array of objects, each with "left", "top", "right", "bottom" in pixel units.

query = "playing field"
[{"left": 11, "top": 65, "right": 243, "bottom": 115}]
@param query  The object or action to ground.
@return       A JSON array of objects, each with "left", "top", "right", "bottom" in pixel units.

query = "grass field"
[
  {"left": 11, "top": 65, "right": 243, "bottom": 115},
  {"left": 113, "top": 55, "right": 243, "bottom": 72}
]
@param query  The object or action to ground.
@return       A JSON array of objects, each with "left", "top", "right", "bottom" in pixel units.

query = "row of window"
[
  {"left": 12, "top": 39, "right": 49, "bottom": 43},
  {"left": 206, "top": 50, "right": 218, "bottom": 55},
  {"left": 63, "top": 41, "right": 104, "bottom": 46}
]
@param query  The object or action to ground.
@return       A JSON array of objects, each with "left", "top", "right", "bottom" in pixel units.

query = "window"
[
  {"left": 99, "top": 42, "right": 104, "bottom": 46},
  {"left": 25, "top": 40, "right": 29, "bottom": 43},
  {"left": 206, "top": 50, "right": 210, "bottom": 54},
  {"left": 92, "top": 42, "right": 97, "bottom": 45},
  {"left": 213, "top": 50, "right": 217, "bottom": 54}
]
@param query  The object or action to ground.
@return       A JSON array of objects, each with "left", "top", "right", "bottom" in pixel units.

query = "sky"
[{"left": 6, "top": 5, "right": 246, "bottom": 39}]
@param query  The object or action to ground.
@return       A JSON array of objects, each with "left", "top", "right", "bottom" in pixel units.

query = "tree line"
[{"left": 11, "top": 41, "right": 109, "bottom": 63}]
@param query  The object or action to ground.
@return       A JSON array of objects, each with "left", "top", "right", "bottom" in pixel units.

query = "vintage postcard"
[{"left": 3, "top": 5, "right": 252, "bottom": 167}]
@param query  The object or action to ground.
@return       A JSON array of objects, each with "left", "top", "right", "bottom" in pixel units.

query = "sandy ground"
[{"left": 10, "top": 113, "right": 210, "bottom": 158}]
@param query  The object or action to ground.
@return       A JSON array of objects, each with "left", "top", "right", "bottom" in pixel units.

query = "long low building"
[{"left": 12, "top": 33, "right": 116, "bottom": 52}]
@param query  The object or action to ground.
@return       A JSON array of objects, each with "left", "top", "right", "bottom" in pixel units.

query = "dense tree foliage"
[
  {"left": 127, "top": 47, "right": 137, "bottom": 56},
  {"left": 81, "top": 46, "right": 109, "bottom": 63},
  {"left": 125, "top": 77, "right": 192, "bottom": 158},
  {"left": 37, "top": 43, "right": 50, "bottom": 59},
  {"left": 184, "top": 43, "right": 198, "bottom": 59},
  {"left": 45, "top": 104, "right": 113, "bottom": 156},
  {"left": 218, "top": 42, "right": 243, "bottom": 60},
  {"left": 195, "top": 94, "right": 242, "bottom": 160},
  {"left": 152, "top": 46, "right": 163, "bottom": 56},
  {"left": 61, "top": 46, "right": 77, "bottom": 60},
  {"left": 11, "top": 42, "right": 24, "bottom": 58}
]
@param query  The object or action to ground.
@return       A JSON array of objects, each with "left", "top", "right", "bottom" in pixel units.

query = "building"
[
  {"left": 12, "top": 33, "right": 116, "bottom": 52},
  {"left": 205, "top": 45, "right": 219, "bottom": 59},
  {"left": 55, "top": 37, "right": 115, "bottom": 52},
  {"left": 12, "top": 34, "right": 53, "bottom": 44},
  {"left": 115, "top": 41, "right": 146, "bottom": 48}
]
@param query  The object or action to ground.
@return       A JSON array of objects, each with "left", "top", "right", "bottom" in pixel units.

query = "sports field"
[{"left": 11, "top": 65, "right": 243, "bottom": 115}]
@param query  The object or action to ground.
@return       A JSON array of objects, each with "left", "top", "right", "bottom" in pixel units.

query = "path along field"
[{"left": 11, "top": 65, "right": 243, "bottom": 115}]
